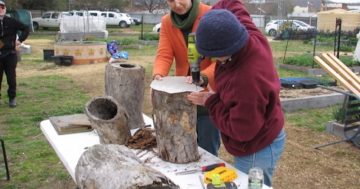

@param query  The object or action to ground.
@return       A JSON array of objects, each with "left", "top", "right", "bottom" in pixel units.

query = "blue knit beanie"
[{"left": 196, "top": 9, "right": 248, "bottom": 57}]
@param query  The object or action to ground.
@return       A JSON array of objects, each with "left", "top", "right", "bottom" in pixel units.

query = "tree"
[
  {"left": 70, "top": 0, "right": 128, "bottom": 11},
  {"left": 135, "top": 0, "right": 168, "bottom": 13}
]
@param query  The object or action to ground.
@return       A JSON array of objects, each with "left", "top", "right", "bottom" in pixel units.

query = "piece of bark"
[
  {"left": 85, "top": 96, "right": 130, "bottom": 145},
  {"left": 151, "top": 89, "right": 200, "bottom": 163},
  {"left": 105, "top": 63, "right": 145, "bottom": 129},
  {"left": 75, "top": 144, "right": 179, "bottom": 189}
]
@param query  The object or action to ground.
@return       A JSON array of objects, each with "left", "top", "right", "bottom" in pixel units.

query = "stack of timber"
[{"left": 314, "top": 53, "right": 360, "bottom": 97}]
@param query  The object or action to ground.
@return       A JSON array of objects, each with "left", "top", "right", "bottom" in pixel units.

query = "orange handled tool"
[{"left": 175, "top": 163, "right": 226, "bottom": 175}]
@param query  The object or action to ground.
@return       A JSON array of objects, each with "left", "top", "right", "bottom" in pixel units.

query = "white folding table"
[{"left": 40, "top": 114, "right": 271, "bottom": 189}]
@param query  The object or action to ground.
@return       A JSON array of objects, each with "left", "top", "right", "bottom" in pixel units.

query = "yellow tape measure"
[{"left": 204, "top": 167, "right": 238, "bottom": 184}]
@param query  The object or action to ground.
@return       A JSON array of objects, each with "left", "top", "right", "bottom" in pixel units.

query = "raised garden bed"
[{"left": 280, "top": 88, "right": 344, "bottom": 112}]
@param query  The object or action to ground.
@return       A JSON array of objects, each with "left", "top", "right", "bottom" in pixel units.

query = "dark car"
[{"left": 132, "top": 17, "right": 141, "bottom": 25}]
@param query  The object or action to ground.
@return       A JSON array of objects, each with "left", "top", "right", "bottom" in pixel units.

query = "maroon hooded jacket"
[{"left": 205, "top": 0, "right": 284, "bottom": 156}]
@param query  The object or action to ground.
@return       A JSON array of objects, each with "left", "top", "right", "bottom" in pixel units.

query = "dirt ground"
[{"left": 19, "top": 40, "right": 360, "bottom": 189}]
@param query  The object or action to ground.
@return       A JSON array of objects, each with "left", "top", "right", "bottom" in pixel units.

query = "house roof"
[
  {"left": 325, "top": 0, "right": 360, "bottom": 4},
  {"left": 317, "top": 8, "right": 360, "bottom": 14}
]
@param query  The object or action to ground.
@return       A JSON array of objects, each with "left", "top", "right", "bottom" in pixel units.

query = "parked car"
[
  {"left": 265, "top": 19, "right": 315, "bottom": 36},
  {"left": 100, "top": 11, "right": 132, "bottom": 28},
  {"left": 131, "top": 17, "right": 141, "bottom": 25},
  {"left": 152, "top": 23, "right": 161, "bottom": 33},
  {"left": 32, "top": 11, "right": 70, "bottom": 30}
]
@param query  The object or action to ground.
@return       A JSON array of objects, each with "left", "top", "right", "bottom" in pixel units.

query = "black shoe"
[{"left": 9, "top": 98, "right": 16, "bottom": 108}]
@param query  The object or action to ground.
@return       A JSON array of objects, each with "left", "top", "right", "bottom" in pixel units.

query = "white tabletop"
[{"left": 40, "top": 114, "right": 270, "bottom": 189}]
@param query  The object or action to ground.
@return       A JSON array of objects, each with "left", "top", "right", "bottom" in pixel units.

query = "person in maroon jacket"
[{"left": 187, "top": 3, "right": 286, "bottom": 187}]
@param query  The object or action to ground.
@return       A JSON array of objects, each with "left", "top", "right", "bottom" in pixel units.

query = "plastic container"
[
  {"left": 53, "top": 55, "right": 73, "bottom": 66},
  {"left": 43, "top": 49, "right": 54, "bottom": 61},
  {"left": 248, "top": 167, "right": 263, "bottom": 189}
]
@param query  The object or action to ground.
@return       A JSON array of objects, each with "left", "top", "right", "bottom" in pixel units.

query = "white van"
[
  {"left": 100, "top": 11, "right": 132, "bottom": 28},
  {"left": 32, "top": 11, "right": 70, "bottom": 30}
]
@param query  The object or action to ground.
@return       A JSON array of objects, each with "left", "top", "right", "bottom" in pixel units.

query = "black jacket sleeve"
[{"left": 15, "top": 18, "right": 30, "bottom": 42}]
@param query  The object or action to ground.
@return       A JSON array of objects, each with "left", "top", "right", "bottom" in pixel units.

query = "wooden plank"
[
  {"left": 49, "top": 114, "right": 93, "bottom": 135},
  {"left": 326, "top": 53, "right": 360, "bottom": 85},
  {"left": 314, "top": 56, "right": 360, "bottom": 97},
  {"left": 320, "top": 53, "right": 360, "bottom": 92}
]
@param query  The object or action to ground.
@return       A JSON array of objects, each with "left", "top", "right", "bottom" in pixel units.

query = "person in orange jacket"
[{"left": 152, "top": 0, "right": 220, "bottom": 156}]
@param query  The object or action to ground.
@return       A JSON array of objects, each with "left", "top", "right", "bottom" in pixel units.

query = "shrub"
[
  {"left": 139, "top": 33, "right": 159, "bottom": 41},
  {"left": 284, "top": 54, "right": 317, "bottom": 67},
  {"left": 284, "top": 54, "right": 360, "bottom": 67}
]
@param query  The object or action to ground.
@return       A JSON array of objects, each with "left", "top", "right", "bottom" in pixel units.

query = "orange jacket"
[{"left": 153, "top": 3, "right": 216, "bottom": 89}]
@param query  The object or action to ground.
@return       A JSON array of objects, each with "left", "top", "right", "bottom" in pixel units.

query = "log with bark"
[
  {"left": 85, "top": 96, "right": 130, "bottom": 145},
  {"left": 151, "top": 90, "right": 199, "bottom": 163},
  {"left": 105, "top": 63, "right": 145, "bottom": 129},
  {"left": 75, "top": 144, "right": 179, "bottom": 189}
]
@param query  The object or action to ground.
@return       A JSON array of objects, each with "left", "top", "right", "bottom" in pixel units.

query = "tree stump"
[
  {"left": 151, "top": 90, "right": 199, "bottom": 163},
  {"left": 85, "top": 96, "right": 130, "bottom": 145},
  {"left": 105, "top": 63, "right": 145, "bottom": 129},
  {"left": 75, "top": 144, "right": 179, "bottom": 189}
]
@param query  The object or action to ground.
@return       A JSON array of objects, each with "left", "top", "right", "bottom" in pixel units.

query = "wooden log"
[
  {"left": 151, "top": 89, "right": 200, "bottom": 163},
  {"left": 326, "top": 53, "right": 360, "bottom": 85},
  {"left": 105, "top": 63, "right": 145, "bottom": 129},
  {"left": 75, "top": 144, "right": 179, "bottom": 189},
  {"left": 85, "top": 96, "right": 130, "bottom": 145},
  {"left": 314, "top": 56, "right": 360, "bottom": 96}
]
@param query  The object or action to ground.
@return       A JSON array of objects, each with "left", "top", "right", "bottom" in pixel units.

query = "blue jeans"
[
  {"left": 234, "top": 129, "right": 286, "bottom": 187},
  {"left": 197, "top": 115, "right": 220, "bottom": 156}
]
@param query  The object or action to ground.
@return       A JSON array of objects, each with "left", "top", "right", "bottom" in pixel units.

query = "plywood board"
[{"left": 49, "top": 114, "right": 92, "bottom": 135}]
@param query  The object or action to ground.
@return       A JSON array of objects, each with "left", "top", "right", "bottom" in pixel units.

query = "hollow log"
[
  {"left": 85, "top": 96, "right": 130, "bottom": 145},
  {"left": 105, "top": 63, "right": 145, "bottom": 129},
  {"left": 151, "top": 89, "right": 199, "bottom": 163},
  {"left": 75, "top": 144, "right": 179, "bottom": 189}
]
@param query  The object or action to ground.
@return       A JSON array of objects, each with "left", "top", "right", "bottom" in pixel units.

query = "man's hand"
[{"left": 15, "top": 40, "right": 21, "bottom": 51}]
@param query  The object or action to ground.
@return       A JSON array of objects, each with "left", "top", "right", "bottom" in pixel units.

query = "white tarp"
[
  {"left": 60, "top": 15, "right": 106, "bottom": 33},
  {"left": 353, "top": 31, "right": 360, "bottom": 61}
]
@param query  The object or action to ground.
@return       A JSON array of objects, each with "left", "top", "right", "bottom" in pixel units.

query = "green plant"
[
  {"left": 284, "top": 54, "right": 318, "bottom": 67},
  {"left": 139, "top": 32, "right": 159, "bottom": 41},
  {"left": 332, "top": 106, "right": 346, "bottom": 123}
]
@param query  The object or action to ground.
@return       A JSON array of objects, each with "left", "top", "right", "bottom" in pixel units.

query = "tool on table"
[
  {"left": 204, "top": 167, "right": 237, "bottom": 184},
  {"left": 175, "top": 162, "right": 225, "bottom": 175},
  {"left": 188, "top": 33, "right": 204, "bottom": 86},
  {"left": 206, "top": 174, "right": 238, "bottom": 189}
]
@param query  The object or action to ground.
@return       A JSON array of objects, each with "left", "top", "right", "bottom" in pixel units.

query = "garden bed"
[{"left": 280, "top": 87, "right": 344, "bottom": 112}]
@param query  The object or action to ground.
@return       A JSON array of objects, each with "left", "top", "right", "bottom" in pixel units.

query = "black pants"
[{"left": 0, "top": 52, "right": 17, "bottom": 99}]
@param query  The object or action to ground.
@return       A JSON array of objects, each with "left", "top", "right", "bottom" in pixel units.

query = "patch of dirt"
[
  {"left": 280, "top": 87, "right": 336, "bottom": 99},
  {"left": 19, "top": 39, "right": 360, "bottom": 189}
]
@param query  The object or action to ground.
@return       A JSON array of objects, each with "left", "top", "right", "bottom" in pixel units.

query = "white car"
[
  {"left": 100, "top": 11, "right": 132, "bottom": 28},
  {"left": 32, "top": 11, "right": 70, "bottom": 30},
  {"left": 152, "top": 23, "right": 161, "bottom": 33},
  {"left": 265, "top": 19, "right": 315, "bottom": 36}
]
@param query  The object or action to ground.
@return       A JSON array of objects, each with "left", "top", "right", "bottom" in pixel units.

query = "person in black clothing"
[{"left": 0, "top": 0, "right": 29, "bottom": 107}]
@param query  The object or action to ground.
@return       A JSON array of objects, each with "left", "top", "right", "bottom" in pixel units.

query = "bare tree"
[{"left": 136, "top": 0, "right": 168, "bottom": 13}]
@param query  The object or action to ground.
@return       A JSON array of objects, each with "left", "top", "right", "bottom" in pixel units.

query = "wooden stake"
[
  {"left": 320, "top": 53, "right": 360, "bottom": 92},
  {"left": 314, "top": 56, "right": 360, "bottom": 96},
  {"left": 326, "top": 53, "right": 360, "bottom": 85}
]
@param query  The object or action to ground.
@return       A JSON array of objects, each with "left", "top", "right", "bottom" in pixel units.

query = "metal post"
[
  {"left": 0, "top": 139, "right": 10, "bottom": 180},
  {"left": 334, "top": 18, "right": 342, "bottom": 58},
  {"left": 140, "top": 15, "right": 144, "bottom": 40},
  {"left": 312, "top": 31, "right": 317, "bottom": 68}
]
